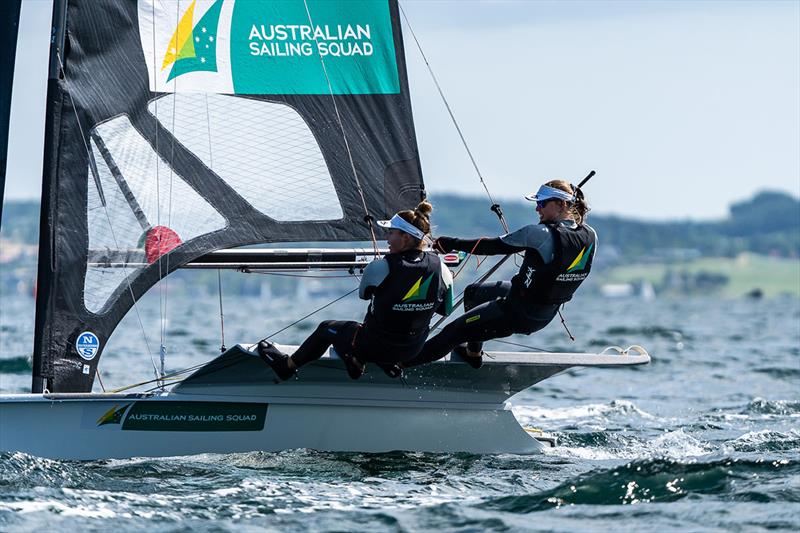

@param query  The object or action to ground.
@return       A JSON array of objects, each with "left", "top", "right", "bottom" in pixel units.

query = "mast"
[
  {"left": 32, "top": 0, "right": 68, "bottom": 393},
  {"left": 0, "top": 0, "right": 23, "bottom": 228}
]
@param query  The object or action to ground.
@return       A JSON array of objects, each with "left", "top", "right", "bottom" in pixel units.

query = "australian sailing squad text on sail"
[{"left": 248, "top": 24, "right": 374, "bottom": 57}]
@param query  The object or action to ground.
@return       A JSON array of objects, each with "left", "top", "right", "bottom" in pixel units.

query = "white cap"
[
  {"left": 376, "top": 214, "right": 426, "bottom": 240},
  {"left": 524, "top": 184, "right": 575, "bottom": 203}
]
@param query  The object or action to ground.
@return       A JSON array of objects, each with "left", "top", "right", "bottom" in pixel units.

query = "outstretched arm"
[{"left": 434, "top": 236, "right": 523, "bottom": 256}]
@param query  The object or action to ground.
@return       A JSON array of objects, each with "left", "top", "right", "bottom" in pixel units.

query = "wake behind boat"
[{"left": 0, "top": 0, "right": 650, "bottom": 459}]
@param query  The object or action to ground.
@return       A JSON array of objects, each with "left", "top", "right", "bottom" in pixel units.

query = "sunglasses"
[{"left": 536, "top": 198, "right": 557, "bottom": 209}]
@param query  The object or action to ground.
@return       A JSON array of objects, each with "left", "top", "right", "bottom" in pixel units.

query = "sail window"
[
  {"left": 84, "top": 115, "right": 226, "bottom": 314},
  {"left": 148, "top": 94, "right": 344, "bottom": 222}
]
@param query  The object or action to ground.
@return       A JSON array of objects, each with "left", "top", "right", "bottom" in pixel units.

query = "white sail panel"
[
  {"left": 84, "top": 115, "right": 226, "bottom": 313},
  {"left": 84, "top": 137, "right": 140, "bottom": 314},
  {"left": 148, "top": 94, "right": 344, "bottom": 221},
  {"left": 138, "top": 0, "right": 235, "bottom": 94}
]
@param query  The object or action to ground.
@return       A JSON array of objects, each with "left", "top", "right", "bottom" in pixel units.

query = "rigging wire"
[
  {"left": 302, "top": 0, "right": 381, "bottom": 256},
  {"left": 152, "top": 0, "right": 164, "bottom": 387},
  {"left": 246, "top": 271, "right": 364, "bottom": 279},
  {"left": 264, "top": 286, "right": 359, "bottom": 341},
  {"left": 217, "top": 269, "right": 226, "bottom": 353},
  {"left": 57, "top": 52, "right": 159, "bottom": 380},
  {"left": 110, "top": 281, "right": 362, "bottom": 393},
  {"left": 399, "top": 2, "right": 509, "bottom": 233},
  {"left": 157, "top": 1, "right": 183, "bottom": 388}
]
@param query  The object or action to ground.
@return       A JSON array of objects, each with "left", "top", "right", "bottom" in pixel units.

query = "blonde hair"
[
  {"left": 544, "top": 179, "right": 590, "bottom": 224},
  {"left": 396, "top": 200, "right": 433, "bottom": 239}
]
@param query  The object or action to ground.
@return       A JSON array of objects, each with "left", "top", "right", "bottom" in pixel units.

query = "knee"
[
  {"left": 463, "top": 283, "right": 480, "bottom": 311},
  {"left": 316, "top": 321, "right": 336, "bottom": 334}
]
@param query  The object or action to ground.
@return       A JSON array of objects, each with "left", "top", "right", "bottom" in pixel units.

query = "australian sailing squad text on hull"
[
  {"left": 127, "top": 414, "right": 257, "bottom": 422},
  {"left": 249, "top": 24, "right": 374, "bottom": 57}
]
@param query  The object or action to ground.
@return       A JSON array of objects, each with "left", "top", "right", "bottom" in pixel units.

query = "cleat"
[
  {"left": 257, "top": 340, "right": 296, "bottom": 381},
  {"left": 452, "top": 344, "right": 483, "bottom": 369}
]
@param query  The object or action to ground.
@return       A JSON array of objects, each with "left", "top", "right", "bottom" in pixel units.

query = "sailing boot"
[
  {"left": 376, "top": 362, "right": 404, "bottom": 379},
  {"left": 337, "top": 350, "right": 365, "bottom": 380},
  {"left": 257, "top": 340, "right": 296, "bottom": 381},
  {"left": 452, "top": 343, "right": 483, "bottom": 369}
]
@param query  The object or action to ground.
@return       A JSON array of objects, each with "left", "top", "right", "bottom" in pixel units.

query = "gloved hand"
[{"left": 433, "top": 236, "right": 456, "bottom": 253}]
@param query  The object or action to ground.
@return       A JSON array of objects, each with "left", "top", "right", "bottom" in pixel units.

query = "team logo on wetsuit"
[
  {"left": 401, "top": 274, "right": 434, "bottom": 302},
  {"left": 393, "top": 274, "right": 436, "bottom": 312},
  {"left": 566, "top": 244, "right": 594, "bottom": 273},
  {"left": 557, "top": 243, "right": 594, "bottom": 282}
]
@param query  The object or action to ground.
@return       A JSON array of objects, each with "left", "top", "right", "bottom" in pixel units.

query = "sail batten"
[{"left": 33, "top": 0, "right": 425, "bottom": 393}]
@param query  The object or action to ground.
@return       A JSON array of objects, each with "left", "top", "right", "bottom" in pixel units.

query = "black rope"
[{"left": 558, "top": 308, "right": 576, "bottom": 342}]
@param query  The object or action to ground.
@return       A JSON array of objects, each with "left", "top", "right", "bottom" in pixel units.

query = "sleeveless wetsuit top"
[
  {"left": 509, "top": 222, "right": 596, "bottom": 307},
  {"left": 363, "top": 250, "right": 446, "bottom": 343}
]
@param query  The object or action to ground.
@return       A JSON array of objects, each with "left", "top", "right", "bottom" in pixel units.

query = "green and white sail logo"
[
  {"left": 140, "top": 0, "right": 400, "bottom": 94},
  {"left": 161, "top": 0, "right": 224, "bottom": 82}
]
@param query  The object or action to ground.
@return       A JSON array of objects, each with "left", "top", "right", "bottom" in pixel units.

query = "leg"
[
  {"left": 291, "top": 320, "right": 358, "bottom": 368},
  {"left": 259, "top": 320, "right": 357, "bottom": 381},
  {"left": 463, "top": 282, "right": 511, "bottom": 354},
  {"left": 404, "top": 300, "right": 513, "bottom": 367},
  {"left": 463, "top": 281, "right": 511, "bottom": 311}
]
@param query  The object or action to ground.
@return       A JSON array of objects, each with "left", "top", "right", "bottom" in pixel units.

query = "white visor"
[
  {"left": 376, "top": 214, "right": 426, "bottom": 240},
  {"left": 524, "top": 184, "right": 575, "bottom": 203}
]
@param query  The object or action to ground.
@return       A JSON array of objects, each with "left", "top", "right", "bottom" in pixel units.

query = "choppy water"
[{"left": 1, "top": 278, "right": 798, "bottom": 531}]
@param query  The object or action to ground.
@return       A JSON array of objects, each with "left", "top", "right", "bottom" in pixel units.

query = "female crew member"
[
  {"left": 404, "top": 180, "right": 595, "bottom": 369},
  {"left": 259, "top": 201, "right": 453, "bottom": 380}
]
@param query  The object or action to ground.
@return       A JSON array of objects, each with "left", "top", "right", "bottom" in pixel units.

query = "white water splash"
[{"left": 513, "top": 399, "right": 655, "bottom": 422}]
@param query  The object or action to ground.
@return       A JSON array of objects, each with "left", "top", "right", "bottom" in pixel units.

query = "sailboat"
[{"left": 0, "top": 0, "right": 649, "bottom": 459}]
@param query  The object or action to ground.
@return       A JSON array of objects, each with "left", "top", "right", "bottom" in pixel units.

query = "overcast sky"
[{"left": 5, "top": 0, "right": 799, "bottom": 221}]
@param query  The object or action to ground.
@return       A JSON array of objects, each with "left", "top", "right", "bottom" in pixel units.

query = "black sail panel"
[
  {"left": 0, "top": 0, "right": 22, "bottom": 226},
  {"left": 33, "top": 0, "right": 425, "bottom": 392}
]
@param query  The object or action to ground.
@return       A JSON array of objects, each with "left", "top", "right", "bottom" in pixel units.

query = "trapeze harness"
[
  {"left": 290, "top": 249, "right": 449, "bottom": 368},
  {"left": 405, "top": 220, "right": 596, "bottom": 366}
]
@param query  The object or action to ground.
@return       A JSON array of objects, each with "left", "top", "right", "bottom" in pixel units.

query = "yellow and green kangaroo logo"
[
  {"left": 162, "top": 0, "right": 224, "bottom": 82},
  {"left": 402, "top": 274, "right": 434, "bottom": 302},
  {"left": 566, "top": 243, "right": 594, "bottom": 273}
]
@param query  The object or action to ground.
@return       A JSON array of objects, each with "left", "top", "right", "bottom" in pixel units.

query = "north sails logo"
[{"left": 162, "top": 0, "right": 224, "bottom": 82}]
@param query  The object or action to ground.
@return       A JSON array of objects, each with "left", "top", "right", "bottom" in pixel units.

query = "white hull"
[
  {"left": 0, "top": 394, "right": 540, "bottom": 459},
  {"left": 0, "top": 345, "right": 649, "bottom": 459}
]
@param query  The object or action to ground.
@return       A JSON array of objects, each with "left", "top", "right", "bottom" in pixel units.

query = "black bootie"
[
  {"left": 338, "top": 350, "right": 365, "bottom": 380},
  {"left": 257, "top": 340, "right": 296, "bottom": 381},
  {"left": 452, "top": 344, "right": 483, "bottom": 369}
]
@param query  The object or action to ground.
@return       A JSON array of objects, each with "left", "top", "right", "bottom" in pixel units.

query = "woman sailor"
[
  {"left": 258, "top": 201, "right": 454, "bottom": 380},
  {"left": 403, "top": 180, "right": 595, "bottom": 369}
]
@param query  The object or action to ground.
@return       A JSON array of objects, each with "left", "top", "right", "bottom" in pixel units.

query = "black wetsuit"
[
  {"left": 290, "top": 249, "right": 451, "bottom": 368},
  {"left": 404, "top": 220, "right": 596, "bottom": 367}
]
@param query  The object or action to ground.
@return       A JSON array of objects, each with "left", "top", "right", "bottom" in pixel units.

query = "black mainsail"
[
  {"left": 33, "top": 0, "right": 425, "bottom": 392},
  {"left": 0, "top": 0, "right": 22, "bottom": 225}
]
